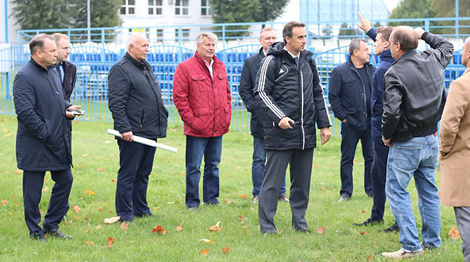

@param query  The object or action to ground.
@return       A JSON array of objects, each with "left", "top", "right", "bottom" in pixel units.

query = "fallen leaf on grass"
[
  {"left": 4, "top": 133, "right": 12, "bottom": 137},
  {"left": 222, "top": 247, "right": 230, "bottom": 254},
  {"left": 98, "top": 207, "right": 103, "bottom": 212},
  {"left": 83, "top": 189, "right": 95, "bottom": 196},
  {"left": 2, "top": 128, "right": 6, "bottom": 132},
  {"left": 313, "top": 163, "right": 318, "bottom": 168},
  {"left": 120, "top": 222, "right": 129, "bottom": 231},
  {"left": 207, "top": 221, "right": 222, "bottom": 232},
  {"left": 200, "top": 239, "right": 214, "bottom": 244},
  {"left": 104, "top": 140, "right": 112, "bottom": 144},
  {"left": 14, "top": 169, "right": 22, "bottom": 174},
  {"left": 73, "top": 205, "right": 80, "bottom": 213},
  {"left": 95, "top": 225, "right": 102, "bottom": 229},
  {"left": 224, "top": 198, "right": 231, "bottom": 204},
  {"left": 111, "top": 179, "right": 116, "bottom": 183},
  {"left": 360, "top": 231, "right": 367, "bottom": 235},
  {"left": 75, "top": 217, "right": 80, "bottom": 220},
  {"left": 85, "top": 240, "right": 94, "bottom": 245},
  {"left": 104, "top": 216, "right": 120, "bottom": 224},
  {"left": 82, "top": 153, "right": 90, "bottom": 157},
  {"left": 97, "top": 168, "right": 104, "bottom": 172},
  {"left": 180, "top": 172, "right": 185, "bottom": 176},
  {"left": 1, "top": 200, "right": 7, "bottom": 205},
  {"left": 449, "top": 226, "right": 461, "bottom": 240},
  {"left": 321, "top": 186, "right": 326, "bottom": 190},
  {"left": 361, "top": 209, "right": 366, "bottom": 213},
  {"left": 152, "top": 225, "right": 167, "bottom": 234},
  {"left": 108, "top": 237, "right": 115, "bottom": 249},
  {"left": 42, "top": 186, "right": 49, "bottom": 193},
  {"left": 317, "top": 226, "right": 325, "bottom": 234},
  {"left": 176, "top": 225, "right": 183, "bottom": 232},
  {"left": 240, "top": 194, "right": 247, "bottom": 199},
  {"left": 200, "top": 249, "right": 209, "bottom": 256},
  {"left": 369, "top": 254, "right": 373, "bottom": 261}
]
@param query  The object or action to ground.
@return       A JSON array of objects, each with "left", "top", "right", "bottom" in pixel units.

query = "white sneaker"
[{"left": 381, "top": 248, "right": 423, "bottom": 259}]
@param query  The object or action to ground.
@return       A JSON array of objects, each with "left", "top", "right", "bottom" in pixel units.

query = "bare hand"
[
  {"left": 278, "top": 117, "right": 294, "bottom": 130},
  {"left": 342, "top": 119, "right": 347, "bottom": 123},
  {"left": 357, "top": 12, "right": 372, "bottom": 33},
  {"left": 121, "top": 131, "right": 134, "bottom": 142},
  {"left": 65, "top": 105, "right": 81, "bottom": 119},
  {"left": 382, "top": 137, "right": 392, "bottom": 147},
  {"left": 414, "top": 27, "right": 425, "bottom": 38},
  {"left": 320, "top": 127, "right": 332, "bottom": 145}
]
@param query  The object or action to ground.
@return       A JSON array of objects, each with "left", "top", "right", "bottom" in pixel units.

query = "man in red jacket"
[{"left": 173, "top": 32, "right": 231, "bottom": 210}]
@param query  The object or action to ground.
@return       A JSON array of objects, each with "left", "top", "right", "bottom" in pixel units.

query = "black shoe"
[
  {"left": 383, "top": 223, "right": 400, "bottom": 233},
  {"left": 366, "top": 191, "right": 374, "bottom": 198},
  {"left": 43, "top": 228, "right": 73, "bottom": 239},
  {"left": 134, "top": 213, "right": 153, "bottom": 218},
  {"left": 31, "top": 232, "right": 46, "bottom": 242},
  {"left": 353, "top": 217, "right": 384, "bottom": 226}
]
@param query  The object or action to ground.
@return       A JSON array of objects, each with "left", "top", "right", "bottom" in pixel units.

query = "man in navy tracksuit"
[
  {"left": 354, "top": 13, "right": 398, "bottom": 232},
  {"left": 329, "top": 39, "right": 376, "bottom": 202}
]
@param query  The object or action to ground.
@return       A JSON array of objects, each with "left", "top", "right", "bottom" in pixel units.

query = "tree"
[
  {"left": 338, "top": 23, "right": 359, "bottom": 37},
  {"left": 322, "top": 24, "right": 333, "bottom": 37},
  {"left": 431, "top": 0, "right": 470, "bottom": 35},
  {"left": 11, "top": 0, "right": 74, "bottom": 30},
  {"left": 11, "top": 0, "right": 122, "bottom": 39},
  {"left": 211, "top": 0, "right": 289, "bottom": 38},
  {"left": 388, "top": 0, "right": 439, "bottom": 30}
]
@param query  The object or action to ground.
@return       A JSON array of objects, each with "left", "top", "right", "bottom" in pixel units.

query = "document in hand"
[{"left": 107, "top": 129, "right": 178, "bottom": 153}]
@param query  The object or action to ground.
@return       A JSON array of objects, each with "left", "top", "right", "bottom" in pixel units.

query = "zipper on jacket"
[
  {"left": 300, "top": 71, "right": 305, "bottom": 150},
  {"left": 351, "top": 66, "right": 368, "bottom": 118}
]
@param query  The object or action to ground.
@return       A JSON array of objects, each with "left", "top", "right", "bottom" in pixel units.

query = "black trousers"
[
  {"left": 258, "top": 148, "right": 314, "bottom": 233},
  {"left": 116, "top": 140, "right": 156, "bottom": 221},
  {"left": 23, "top": 168, "right": 73, "bottom": 237}
]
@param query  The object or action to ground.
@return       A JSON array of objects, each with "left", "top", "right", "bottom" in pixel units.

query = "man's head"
[
  {"left": 126, "top": 33, "right": 149, "bottom": 62},
  {"left": 462, "top": 37, "right": 470, "bottom": 68},
  {"left": 349, "top": 38, "right": 370, "bottom": 66},
  {"left": 373, "top": 26, "right": 393, "bottom": 55},
  {"left": 283, "top": 21, "right": 307, "bottom": 56},
  {"left": 30, "top": 34, "right": 57, "bottom": 69},
  {"left": 259, "top": 27, "right": 277, "bottom": 53},
  {"left": 52, "top": 33, "right": 71, "bottom": 64},
  {"left": 389, "top": 26, "right": 418, "bottom": 59},
  {"left": 196, "top": 32, "right": 217, "bottom": 63}
]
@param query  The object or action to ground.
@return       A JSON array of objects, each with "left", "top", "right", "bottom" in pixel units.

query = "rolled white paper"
[{"left": 107, "top": 129, "right": 178, "bottom": 153}]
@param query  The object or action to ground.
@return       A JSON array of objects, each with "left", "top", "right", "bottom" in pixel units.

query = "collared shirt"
[
  {"left": 204, "top": 59, "right": 214, "bottom": 79},
  {"left": 283, "top": 47, "right": 300, "bottom": 62}
]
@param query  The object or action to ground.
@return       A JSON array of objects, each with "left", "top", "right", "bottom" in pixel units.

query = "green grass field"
[{"left": 0, "top": 115, "right": 463, "bottom": 261}]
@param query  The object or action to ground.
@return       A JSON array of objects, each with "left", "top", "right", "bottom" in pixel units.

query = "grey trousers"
[
  {"left": 455, "top": 207, "right": 470, "bottom": 262},
  {"left": 258, "top": 148, "right": 314, "bottom": 233}
]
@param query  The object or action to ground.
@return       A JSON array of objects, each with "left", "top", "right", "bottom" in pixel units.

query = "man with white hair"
[
  {"left": 173, "top": 32, "right": 231, "bottom": 210},
  {"left": 108, "top": 33, "right": 168, "bottom": 222}
]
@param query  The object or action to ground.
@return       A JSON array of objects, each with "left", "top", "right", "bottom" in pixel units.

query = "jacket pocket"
[
  {"left": 191, "top": 75, "right": 208, "bottom": 91},
  {"left": 192, "top": 108, "right": 210, "bottom": 134}
]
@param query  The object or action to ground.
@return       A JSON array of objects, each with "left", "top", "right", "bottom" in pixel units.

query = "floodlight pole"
[{"left": 87, "top": 0, "right": 91, "bottom": 42}]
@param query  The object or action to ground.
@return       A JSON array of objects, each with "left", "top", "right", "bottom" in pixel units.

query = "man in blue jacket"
[
  {"left": 329, "top": 39, "right": 376, "bottom": 202},
  {"left": 354, "top": 13, "right": 398, "bottom": 232},
  {"left": 13, "top": 34, "right": 79, "bottom": 240},
  {"left": 239, "top": 27, "right": 289, "bottom": 204},
  {"left": 108, "top": 33, "right": 168, "bottom": 222}
]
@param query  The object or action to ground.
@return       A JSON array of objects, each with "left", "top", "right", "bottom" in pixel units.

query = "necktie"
[
  {"left": 294, "top": 57, "right": 299, "bottom": 65},
  {"left": 57, "top": 66, "right": 63, "bottom": 84}
]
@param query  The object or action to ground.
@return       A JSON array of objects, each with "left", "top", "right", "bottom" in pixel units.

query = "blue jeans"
[
  {"left": 339, "top": 121, "right": 373, "bottom": 197},
  {"left": 252, "top": 136, "right": 286, "bottom": 197},
  {"left": 185, "top": 135, "right": 223, "bottom": 208},
  {"left": 385, "top": 134, "right": 441, "bottom": 252}
]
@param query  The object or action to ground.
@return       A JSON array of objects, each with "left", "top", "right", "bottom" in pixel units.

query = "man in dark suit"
[
  {"left": 52, "top": 33, "right": 77, "bottom": 102},
  {"left": 239, "top": 27, "right": 289, "bottom": 204},
  {"left": 52, "top": 33, "right": 77, "bottom": 219}
]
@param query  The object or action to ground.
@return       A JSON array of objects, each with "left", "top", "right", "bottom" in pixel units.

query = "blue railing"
[{"left": 1, "top": 18, "right": 469, "bottom": 134}]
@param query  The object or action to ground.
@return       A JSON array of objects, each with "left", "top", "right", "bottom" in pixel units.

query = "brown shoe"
[{"left": 278, "top": 194, "right": 289, "bottom": 203}]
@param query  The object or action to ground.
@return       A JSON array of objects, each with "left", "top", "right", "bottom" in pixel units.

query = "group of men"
[{"left": 12, "top": 19, "right": 470, "bottom": 261}]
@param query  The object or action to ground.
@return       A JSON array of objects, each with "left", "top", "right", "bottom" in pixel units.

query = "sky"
[{"left": 384, "top": 0, "right": 401, "bottom": 12}]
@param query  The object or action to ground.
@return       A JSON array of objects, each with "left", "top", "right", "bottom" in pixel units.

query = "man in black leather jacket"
[{"left": 381, "top": 27, "right": 453, "bottom": 259}]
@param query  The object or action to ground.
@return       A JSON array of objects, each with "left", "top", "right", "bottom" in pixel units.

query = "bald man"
[
  {"left": 108, "top": 33, "right": 168, "bottom": 222},
  {"left": 381, "top": 26, "right": 453, "bottom": 258}
]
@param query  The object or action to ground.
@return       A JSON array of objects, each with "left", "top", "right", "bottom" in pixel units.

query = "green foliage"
[
  {"left": 388, "top": 0, "right": 442, "bottom": 33},
  {"left": 0, "top": 114, "right": 465, "bottom": 261},
  {"left": 211, "top": 0, "right": 288, "bottom": 38},
  {"left": 431, "top": 0, "right": 470, "bottom": 35},
  {"left": 11, "top": 0, "right": 122, "bottom": 35},
  {"left": 338, "top": 23, "right": 359, "bottom": 37}
]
